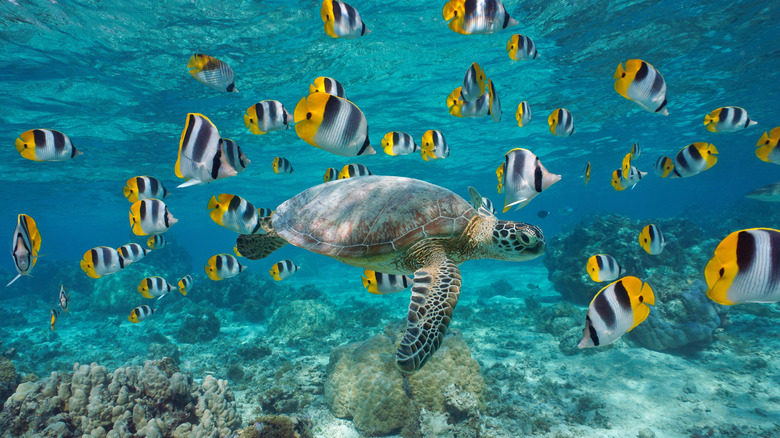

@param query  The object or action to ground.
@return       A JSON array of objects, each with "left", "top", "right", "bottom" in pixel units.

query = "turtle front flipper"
[
  {"left": 396, "top": 256, "right": 461, "bottom": 373},
  {"left": 236, "top": 233, "right": 287, "bottom": 260}
]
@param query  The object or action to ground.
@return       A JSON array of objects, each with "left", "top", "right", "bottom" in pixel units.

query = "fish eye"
[
  {"left": 639, "top": 295, "right": 644, "bottom": 302},
  {"left": 719, "top": 267, "right": 724, "bottom": 277},
  {"left": 766, "top": 140, "right": 770, "bottom": 144},
  {"left": 621, "top": 73, "right": 626, "bottom": 78},
  {"left": 306, "top": 112, "right": 312, "bottom": 119}
]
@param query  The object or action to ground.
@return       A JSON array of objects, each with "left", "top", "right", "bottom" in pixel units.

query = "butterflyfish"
[
  {"left": 58, "top": 285, "right": 70, "bottom": 313},
  {"left": 272, "top": 157, "right": 294, "bottom": 174},
  {"left": 496, "top": 162, "right": 505, "bottom": 193},
  {"left": 324, "top": 167, "right": 339, "bottom": 182},
  {"left": 467, "top": 187, "right": 497, "bottom": 215},
  {"left": 244, "top": 100, "right": 292, "bottom": 135},
  {"left": 614, "top": 59, "right": 668, "bottom": 115},
  {"left": 586, "top": 254, "right": 625, "bottom": 282},
  {"left": 187, "top": 53, "right": 236, "bottom": 93},
  {"left": 123, "top": 176, "right": 168, "bottom": 203},
  {"left": 705, "top": 228, "right": 780, "bottom": 305},
  {"left": 487, "top": 79, "right": 502, "bottom": 122},
  {"left": 381, "top": 131, "right": 419, "bottom": 156},
  {"left": 582, "top": 162, "right": 591, "bottom": 186},
  {"left": 502, "top": 148, "right": 561, "bottom": 212},
  {"left": 443, "top": 0, "right": 518, "bottom": 35},
  {"left": 178, "top": 275, "right": 194, "bottom": 296},
  {"left": 703, "top": 106, "right": 756, "bottom": 133},
  {"left": 578, "top": 276, "right": 655, "bottom": 348},
  {"left": 321, "top": 0, "right": 369, "bottom": 39},
  {"left": 506, "top": 34, "right": 538, "bottom": 60},
  {"left": 129, "top": 199, "right": 177, "bottom": 236},
  {"left": 548, "top": 108, "right": 574, "bottom": 137},
  {"left": 420, "top": 130, "right": 450, "bottom": 161},
  {"left": 638, "top": 224, "right": 666, "bottom": 255},
  {"left": 269, "top": 259, "right": 300, "bottom": 281},
  {"left": 221, "top": 139, "right": 250, "bottom": 174},
  {"left": 294, "top": 93, "right": 375, "bottom": 157},
  {"left": 629, "top": 142, "right": 641, "bottom": 159},
  {"left": 175, "top": 113, "right": 237, "bottom": 188},
  {"left": 80, "top": 246, "right": 126, "bottom": 279},
  {"left": 138, "top": 276, "right": 174, "bottom": 299},
  {"left": 15, "top": 129, "right": 82, "bottom": 162},
  {"left": 671, "top": 142, "right": 718, "bottom": 178},
  {"left": 117, "top": 243, "right": 149, "bottom": 264},
  {"left": 362, "top": 269, "right": 412, "bottom": 294},
  {"left": 460, "top": 62, "right": 486, "bottom": 101},
  {"left": 147, "top": 234, "right": 167, "bottom": 250},
  {"left": 310, "top": 76, "right": 347, "bottom": 99},
  {"left": 515, "top": 101, "right": 532, "bottom": 127},
  {"left": 7, "top": 214, "right": 40, "bottom": 287},
  {"left": 447, "top": 87, "right": 490, "bottom": 118},
  {"left": 338, "top": 163, "right": 372, "bottom": 179},
  {"left": 654, "top": 156, "right": 674, "bottom": 178},
  {"left": 208, "top": 194, "right": 264, "bottom": 235},
  {"left": 205, "top": 254, "right": 246, "bottom": 281},
  {"left": 755, "top": 127, "right": 780, "bottom": 165},
  {"left": 50, "top": 308, "right": 59, "bottom": 331},
  {"left": 611, "top": 166, "right": 647, "bottom": 191},
  {"left": 128, "top": 305, "right": 156, "bottom": 323}
]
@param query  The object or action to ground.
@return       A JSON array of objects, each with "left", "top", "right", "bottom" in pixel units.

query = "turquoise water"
[{"left": 1, "top": 0, "right": 779, "bottom": 436}]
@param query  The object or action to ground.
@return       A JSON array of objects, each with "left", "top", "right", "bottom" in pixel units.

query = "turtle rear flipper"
[
  {"left": 396, "top": 256, "right": 461, "bottom": 373},
  {"left": 236, "top": 233, "right": 287, "bottom": 260}
]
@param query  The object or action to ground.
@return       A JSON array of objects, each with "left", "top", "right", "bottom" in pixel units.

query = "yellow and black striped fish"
[
  {"left": 501, "top": 148, "right": 561, "bottom": 211},
  {"left": 586, "top": 254, "right": 625, "bottom": 282},
  {"left": 611, "top": 166, "right": 647, "bottom": 191},
  {"left": 582, "top": 162, "right": 591, "bottom": 186},
  {"left": 756, "top": 127, "right": 780, "bottom": 165},
  {"left": 629, "top": 142, "right": 641, "bottom": 159},
  {"left": 614, "top": 59, "right": 668, "bottom": 115},
  {"left": 338, "top": 163, "right": 372, "bottom": 179},
  {"left": 15, "top": 129, "right": 82, "bottom": 162},
  {"left": 321, "top": 0, "right": 369, "bottom": 38},
  {"left": 244, "top": 100, "right": 292, "bottom": 135},
  {"left": 443, "top": 0, "right": 518, "bottom": 35},
  {"left": 187, "top": 53, "right": 237, "bottom": 93},
  {"left": 705, "top": 228, "right": 780, "bottom": 305},
  {"left": 460, "top": 62, "right": 486, "bottom": 102},
  {"left": 221, "top": 139, "right": 250, "bottom": 174},
  {"left": 506, "top": 34, "right": 538, "bottom": 60},
  {"left": 147, "top": 234, "right": 167, "bottom": 250},
  {"left": 515, "top": 101, "right": 532, "bottom": 127},
  {"left": 671, "top": 142, "right": 718, "bottom": 178},
  {"left": 294, "top": 93, "right": 375, "bottom": 157},
  {"left": 381, "top": 131, "right": 419, "bottom": 156},
  {"left": 80, "top": 246, "right": 126, "bottom": 279},
  {"left": 205, "top": 254, "right": 246, "bottom": 281},
  {"left": 8, "top": 214, "right": 41, "bottom": 287},
  {"left": 548, "top": 108, "right": 574, "bottom": 136},
  {"left": 653, "top": 156, "right": 674, "bottom": 178},
  {"left": 129, "top": 199, "right": 178, "bottom": 236},
  {"left": 128, "top": 305, "right": 156, "bottom": 323},
  {"left": 117, "top": 243, "right": 149, "bottom": 264},
  {"left": 123, "top": 176, "right": 169, "bottom": 203},
  {"left": 178, "top": 275, "right": 194, "bottom": 296},
  {"left": 362, "top": 269, "right": 412, "bottom": 294},
  {"left": 138, "top": 276, "right": 174, "bottom": 299},
  {"left": 175, "top": 113, "right": 237, "bottom": 187},
  {"left": 420, "top": 130, "right": 450, "bottom": 161},
  {"left": 50, "top": 308, "right": 59, "bottom": 331},
  {"left": 310, "top": 76, "right": 347, "bottom": 99},
  {"left": 496, "top": 162, "right": 505, "bottom": 193},
  {"left": 578, "top": 276, "right": 655, "bottom": 348},
  {"left": 58, "top": 285, "right": 70, "bottom": 313},
  {"left": 487, "top": 79, "right": 502, "bottom": 122},
  {"left": 703, "top": 106, "right": 756, "bottom": 133},
  {"left": 208, "top": 194, "right": 264, "bottom": 235},
  {"left": 324, "top": 167, "right": 339, "bottom": 182},
  {"left": 447, "top": 86, "right": 490, "bottom": 118},
  {"left": 272, "top": 157, "right": 294, "bottom": 174},
  {"left": 270, "top": 259, "right": 300, "bottom": 281},
  {"left": 638, "top": 224, "right": 666, "bottom": 255}
]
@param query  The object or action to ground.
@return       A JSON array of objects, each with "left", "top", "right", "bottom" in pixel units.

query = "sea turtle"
[{"left": 236, "top": 175, "right": 545, "bottom": 372}]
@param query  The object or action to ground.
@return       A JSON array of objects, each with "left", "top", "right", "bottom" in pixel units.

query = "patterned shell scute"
[{"left": 272, "top": 176, "right": 475, "bottom": 258}]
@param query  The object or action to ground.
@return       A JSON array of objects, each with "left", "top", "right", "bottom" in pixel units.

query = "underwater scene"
[{"left": 1, "top": 0, "right": 779, "bottom": 436}]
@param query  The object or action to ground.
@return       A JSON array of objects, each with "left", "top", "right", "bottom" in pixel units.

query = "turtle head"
[{"left": 488, "top": 220, "right": 545, "bottom": 261}]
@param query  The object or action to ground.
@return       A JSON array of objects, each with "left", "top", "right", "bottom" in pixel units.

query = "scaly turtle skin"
[{"left": 237, "top": 175, "right": 545, "bottom": 372}]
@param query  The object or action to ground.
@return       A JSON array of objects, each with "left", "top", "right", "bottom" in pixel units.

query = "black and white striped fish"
[
  {"left": 221, "top": 139, "right": 250, "bottom": 174},
  {"left": 207, "top": 194, "right": 264, "bottom": 235},
  {"left": 506, "top": 34, "right": 538, "bottom": 60},
  {"left": 147, "top": 234, "right": 167, "bottom": 250},
  {"left": 178, "top": 275, "right": 194, "bottom": 296},
  {"left": 638, "top": 224, "right": 666, "bottom": 255},
  {"left": 381, "top": 131, "right": 419, "bottom": 156},
  {"left": 501, "top": 148, "right": 561, "bottom": 212},
  {"left": 548, "top": 108, "right": 574, "bottom": 136},
  {"left": 15, "top": 129, "right": 82, "bottom": 162},
  {"left": 272, "top": 157, "right": 294, "bottom": 174},
  {"left": 653, "top": 156, "right": 674, "bottom": 178},
  {"left": 117, "top": 243, "right": 150, "bottom": 264},
  {"left": 205, "top": 254, "right": 246, "bottom": 281},
  {"left": 671, "top": 142, "right": 718, "bottom": 178},
  {"left": 80, "top": 246, "right": 126, "bottom": 279},
  {"left": 586, "top": 254, "right": 625, "bottom": 282},
  {"left": 244, "top": 100, "right": 292, "bottom": 135},
  {"left": 175, "top": 113, "right": 237, "bottom": 187},
  {"left": 321, "top": 0, "right": 369, "bottom": 39},
  {"left": 294, "top": 93, "right": 374, "bottom": 157},
  {"left": 460, "top": 62, "right": 486, "bottom": 102},
  {"left": 362, "top": 269, "right": 412, "bottom": 294},
  {"left": 138, "top": 276, "right": 174, "bottom": 299},
  {"left": 270, "top": 259, "right": 300, "bottom": 281},
  {"left": 705, "top": 228, "right": 780, "bottom": 305},
  {"left": 338, "top": 163, "right": 372, "bottom": 179},
  {"left": 515, "top": 101, "right": 532, "bottom": 127},
  {"left": 443, "top": 0, "right": 518, "bottom": 35},
  {"left": 487, "top": 79, "right": 502, "bottom": 122},
  {"left": 187, "top": 53, "right": 237, "bottom": 93},
  {"left": 58, "top": 285, "right": 70, "bottom": 313},
  {"left": 614, "top": 59, "right": 668, "bottom": 115},
  {"left": 129, "top": 199, "right": 178, "bottom": 236},
  {"left": 128, "top": 305, "right": 156, "bottom": 323},
  {"left": 703, "top": 106, "right": 757, "bottom": 133},
  {"left": 324, "top": 167, "right": 339, "bottom": 182},
  {"left": 7, "top": 214, "right": 40, "bottom": 287},
  {"left": 123, "top": 176, "right": 169, "bottom": 203},
  {"left": 310, "top": 76, "right": 347, "bottom": 99},
  {"left": 420, "top": 130, "right": 450, "bottom": 161},
  {"left": 578, "top": 276, "right": 655, "bottom": 348}
]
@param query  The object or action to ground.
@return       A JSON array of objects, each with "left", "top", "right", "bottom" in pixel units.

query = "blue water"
[{"left": 0, "top": 0, "right": 779, "bottom": 436}]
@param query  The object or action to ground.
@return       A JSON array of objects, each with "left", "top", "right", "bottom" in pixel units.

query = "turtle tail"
[{"left": 236, "top": 231, "right": 287, "bottom": 260}]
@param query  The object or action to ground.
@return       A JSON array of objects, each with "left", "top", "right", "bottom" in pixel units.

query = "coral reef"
[
  {"left": 0, "top": 359, "right": 241, "bottom": 437},
  {"left": 268, "top": 300, "right": 337, "bottom": 340},
  {"left": 240, "top": 415, "right": 313, "bottom": 438},
  {"left": 176, "top": 310, "right": 221, "bottom": 343},
  {"left": 0, "top": 357, "right": 19, "bottom": 410},
  {"left": 627, "top": 280, "right": 722, "bottom": 351},
  {"left": 325, "top": 320, "right": 484, "bottom": 436}
]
